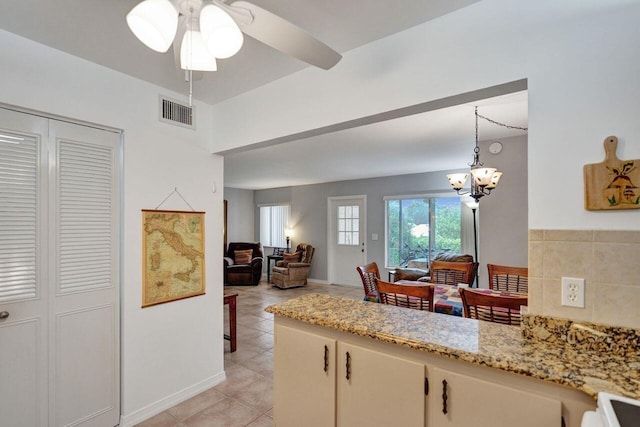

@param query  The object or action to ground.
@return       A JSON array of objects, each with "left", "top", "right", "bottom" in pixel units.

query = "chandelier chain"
[
  {"left": 473, "top": 106, "right": 480, "bottom": 155},
  {"left": 476, "top": 112, "right": 528, "bottom": 132}
]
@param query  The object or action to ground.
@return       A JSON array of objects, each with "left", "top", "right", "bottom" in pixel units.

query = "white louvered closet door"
[
  {"left": 0, "top": 108, "right": 120, "bottom": 427},
  {"left": 48, "top": 120, "right": 120, "bottom": 427},
  {"left": 0, "top": 109, "right": 49, "bottom": 427}
]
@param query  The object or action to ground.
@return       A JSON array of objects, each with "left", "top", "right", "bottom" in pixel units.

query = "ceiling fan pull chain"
[{"left": 189, "top": 69, "right": 193, "bottom": 107}]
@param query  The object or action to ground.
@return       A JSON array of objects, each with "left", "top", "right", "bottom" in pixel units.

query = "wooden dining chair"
[
  {"left": 356, "top": 262, "right": 381, "bottom": 301},
  {"left": 376, "top": 280, "right": 435, "bottom": 312},
  {"left": 429, "top": 260, "right": 476, "bottom": 285},
  {"left": 487, "top": 264, "right": 528, "bottom": 293},
  {"left": 459, "top": 288, "right": 528, "bottom": 326}
]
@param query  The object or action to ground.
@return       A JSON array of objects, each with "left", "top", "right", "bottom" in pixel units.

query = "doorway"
[{"left": 327, "top": 196, "right": 366, "bottom": 286}]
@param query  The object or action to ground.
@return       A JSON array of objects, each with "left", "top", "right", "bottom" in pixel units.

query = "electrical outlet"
[{"left": 561, "top": 277, "right": 585, "bottom": 308}]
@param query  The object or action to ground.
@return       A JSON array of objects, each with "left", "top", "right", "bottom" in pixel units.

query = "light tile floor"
[{"left": 136, "top": 280, "right": 363, "bottom": 427}]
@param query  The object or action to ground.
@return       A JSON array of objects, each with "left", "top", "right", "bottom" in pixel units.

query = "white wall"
[
  {"left": 479, "top": 135, "right": 528, "bottom": 285},
  {"left": 0, "top": 29, "right": 225, "bottom": 424},
  {"left": 211, "top": 0, "right": 640, "bottom": 232}
]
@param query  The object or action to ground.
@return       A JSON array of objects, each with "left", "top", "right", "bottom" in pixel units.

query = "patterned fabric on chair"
[
  {"left": 356, "top": 262, "right": 380, "bottom": 302},
  {"left": 271, "top": 243, "right": 314, "bottom": 289}
]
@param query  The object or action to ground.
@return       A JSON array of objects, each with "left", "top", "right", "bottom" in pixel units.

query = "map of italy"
[{"left": 143, "top": 211, "right": 205, "bottom": 306}]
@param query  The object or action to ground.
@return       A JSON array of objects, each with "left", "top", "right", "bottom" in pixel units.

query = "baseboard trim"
[{"left": 119, "top": 371, "right": 226, "bottom": 426}]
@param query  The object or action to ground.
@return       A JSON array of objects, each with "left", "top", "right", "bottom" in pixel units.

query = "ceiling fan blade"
[{"left": 228, "top": 1, "right": 342, "bottom": 70}]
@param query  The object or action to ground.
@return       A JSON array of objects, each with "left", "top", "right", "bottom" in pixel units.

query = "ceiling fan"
[{"left": 126, "top": 0, "right": 342, "bottom": 74}]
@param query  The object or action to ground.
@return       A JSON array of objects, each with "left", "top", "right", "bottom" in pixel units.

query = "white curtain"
[{"left": 259, "top": 205, "right": 290, "bottom": 247}]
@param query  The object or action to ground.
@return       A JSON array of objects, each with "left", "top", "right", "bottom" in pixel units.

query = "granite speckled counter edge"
[{"left": 266, "top": 293, "right": 640, "bottom": 400}]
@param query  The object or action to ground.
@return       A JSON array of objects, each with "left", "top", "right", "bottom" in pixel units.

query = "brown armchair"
[
  {"left": 224, "top": 242, "right": 264, "bottom": 286},
  {"left": 271, "top": 243, "right": 314, "bottom": 289}
]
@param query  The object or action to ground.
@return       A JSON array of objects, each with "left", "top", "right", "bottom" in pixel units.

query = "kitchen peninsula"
[{"left": 266, "top": 293, "right": 639, "bottom": 427}]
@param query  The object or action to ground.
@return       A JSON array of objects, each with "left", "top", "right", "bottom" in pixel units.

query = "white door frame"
[{"left": 327, "top": 195, "right": 367, "bottom": 286}]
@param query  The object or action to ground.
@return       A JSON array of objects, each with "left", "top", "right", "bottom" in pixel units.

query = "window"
[
  {"left": 259, "top": 204, "right": 290, "bottom": 247},
  {"left": 385, "top": 196, "right": 461, "bottom": 268},
  {"left": 337, "top": 205, "right": 359, "bottom": 245}
]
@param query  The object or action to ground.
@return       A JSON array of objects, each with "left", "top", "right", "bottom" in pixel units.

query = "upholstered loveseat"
[{"left": 224, "top": 242, "right": 264, "bottom": 286}]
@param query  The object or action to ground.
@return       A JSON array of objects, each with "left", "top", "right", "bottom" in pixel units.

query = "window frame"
[
  {"left": 259, "top": 203, "right": 291, "bottom": 248},
  {"left": 383, "top": 193, "right": 463, "bottom": 269}
]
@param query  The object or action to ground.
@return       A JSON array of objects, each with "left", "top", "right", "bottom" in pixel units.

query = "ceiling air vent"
[{"left": 159, "top": 96, "right": 195, "bottom": 129}]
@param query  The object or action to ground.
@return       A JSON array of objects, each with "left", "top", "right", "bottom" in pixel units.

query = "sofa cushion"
[
  {"left": 433, "top": 252, "right": 474, "bottom": 263},
  {"left": 394, "top": 268, "right": 429, "bottom": 282},
  {"left": 234, "top": 249, "right": 253, "bottom": 264}
]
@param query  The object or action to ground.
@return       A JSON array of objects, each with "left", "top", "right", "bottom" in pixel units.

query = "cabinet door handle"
[
  {"left": 324, "top": 345, "right": 329, "bottom": 372},
  {"left": 345, "top": 351, "right": 351, "bottom": 380},
  {"left": 442, "top": 379, "right": 448, "bottom": 414}
]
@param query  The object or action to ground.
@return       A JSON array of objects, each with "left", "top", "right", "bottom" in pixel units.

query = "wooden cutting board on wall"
[{"left": 584, "top": 136, "right": 640, "bottom": 210}]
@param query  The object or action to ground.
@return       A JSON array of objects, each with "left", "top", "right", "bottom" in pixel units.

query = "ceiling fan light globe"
[
  {"left": 180, "top": 30, "right": 218, "bottom": 71},
  {"left": 126, "top": 0, "right": 178, "bottom": 53},
  {"left": 200, "top": 4, "right": 244, "bottom": 59}
]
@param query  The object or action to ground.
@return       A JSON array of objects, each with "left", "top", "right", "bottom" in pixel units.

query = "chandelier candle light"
[{"left": 447, "top": 106, "right": 526, "bottom": 202}]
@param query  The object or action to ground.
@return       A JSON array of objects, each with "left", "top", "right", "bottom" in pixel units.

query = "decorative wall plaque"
[{"left": 584, "top": 136, "right": 639, "bottom": 210}]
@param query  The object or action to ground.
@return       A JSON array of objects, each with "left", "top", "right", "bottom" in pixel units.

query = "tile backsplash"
[{"left": 528, "top": 230, "right": 640, "bottom": 329}]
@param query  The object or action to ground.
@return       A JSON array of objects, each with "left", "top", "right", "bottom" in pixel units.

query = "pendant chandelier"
[{"left": 447, "top": 106, "right": 527, "bottom": 202}]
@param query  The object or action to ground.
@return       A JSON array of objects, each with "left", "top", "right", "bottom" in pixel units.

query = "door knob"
[{"left": 0, "top": 311, "right": 9, "bottom": 320}]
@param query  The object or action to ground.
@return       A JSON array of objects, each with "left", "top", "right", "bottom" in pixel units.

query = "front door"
[{"left": 328, "top": 196, "right": 366, "bottom": 286}]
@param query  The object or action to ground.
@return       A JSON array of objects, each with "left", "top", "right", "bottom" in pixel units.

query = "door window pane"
[{"left": 337, "top": 205, "right": 359, "bottom": 246}]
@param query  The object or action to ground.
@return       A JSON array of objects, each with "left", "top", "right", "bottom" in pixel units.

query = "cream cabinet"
[
  {"left": 274, "top": 324, "right": 425, "bottom": 427},
  {"left": 273, "top": 316, "right": 595, "bottom": 427},
  {"left": 336, "top": 342, "right": 425, "bottom": 427},
  {"left": 428, "top": 367, "right": 561, "bottom": 427},
  {"left": 274, "top": 324, "right": 336, "bottom": 427}
]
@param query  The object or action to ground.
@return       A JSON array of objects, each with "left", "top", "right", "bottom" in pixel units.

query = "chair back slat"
[
  {"left": 430, "top": 260, "right": 475, "bottom": 285},
  {"left": 356, "top": 262, "right": 381, "bottom": 296},
  {"left": 487, "top": 264, "right": 528, "bottom": 293},
  {"left": 459, "top": 288, "right": 527, "bottom": 326},
  {"left": 377, "top": 280, "right": 435, "bottom": 312}
]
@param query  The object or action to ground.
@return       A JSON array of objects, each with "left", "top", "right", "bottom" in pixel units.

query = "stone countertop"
[{"left": 265, "top": 293, "right": 640, "bottom": 400}]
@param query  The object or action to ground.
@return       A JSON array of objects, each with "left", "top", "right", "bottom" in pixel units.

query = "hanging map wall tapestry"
[{"left": 142, "top": 210, "right": 205, "bottom": 307}]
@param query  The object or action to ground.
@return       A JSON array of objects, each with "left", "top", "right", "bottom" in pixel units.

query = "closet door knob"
[{"left": 0, "top": 311, "right": 9, "bottom": 320}]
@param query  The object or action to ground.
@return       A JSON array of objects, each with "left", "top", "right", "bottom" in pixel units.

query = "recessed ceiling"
[{"left": 224, "top": 90, "right": 528, "bottom": 190}]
